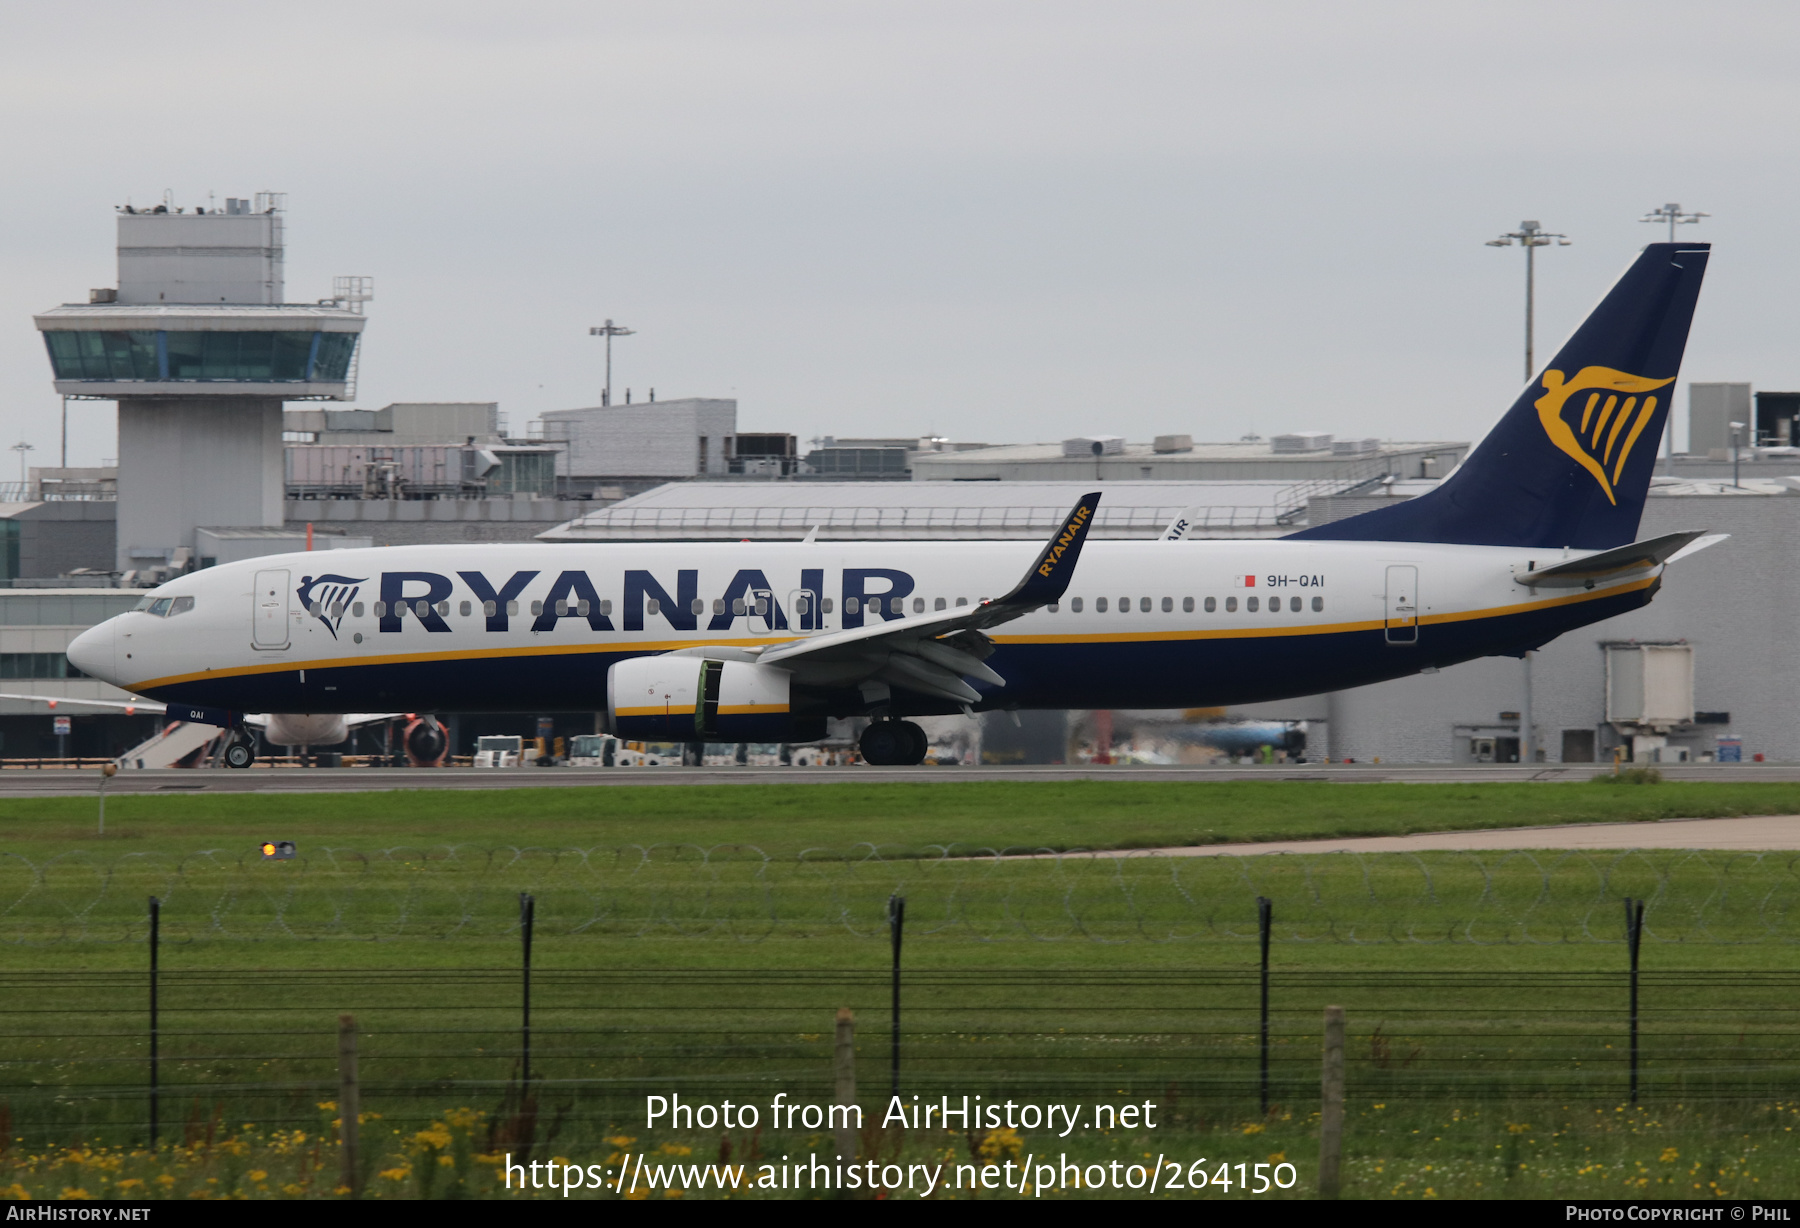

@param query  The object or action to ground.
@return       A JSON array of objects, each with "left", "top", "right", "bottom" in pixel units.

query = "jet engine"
[
  {"left": 263, "top": 713, "right": 350, "bottom": 747},
  {"left": 606, "top": 656, "right": 821, "bottom": 742}
]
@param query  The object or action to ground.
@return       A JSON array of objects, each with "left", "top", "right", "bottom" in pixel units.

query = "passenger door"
[
  {"left": 787, "top": 587, "right": 823, "bottom": 633},
  {"left": 747, "top": 587, "right": 780, "bottom": 635},
  {"left": 253, "top": 569, "right": 291, "bottom": 649},
  {"left": 1384, "top": 565, "right": 1418, "bottom": 645}
]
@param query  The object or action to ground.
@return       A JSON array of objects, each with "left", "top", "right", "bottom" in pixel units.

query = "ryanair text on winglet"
[{"left": 1037, "top": 505, "right": 1092, "bottom": 578}]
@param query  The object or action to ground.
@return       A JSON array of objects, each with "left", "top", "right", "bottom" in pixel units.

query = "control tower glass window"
[
  {"left": 43, "top": 330, "right": 357, "bottom": 383},
  {"left": 42, "top": 331, "right": 160, "bottom": 380}
]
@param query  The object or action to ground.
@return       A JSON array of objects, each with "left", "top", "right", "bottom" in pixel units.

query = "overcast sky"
[{"left": 2, "top": 1, "right": 1796, "bottom": 466}]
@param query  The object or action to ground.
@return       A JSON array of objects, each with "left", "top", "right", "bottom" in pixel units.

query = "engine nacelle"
[
  {"left": 263, "top": 713, "right": 350, "bottom": 747},
  {"left": 608, "top": 656, "right": 811, "bottom": 742}
]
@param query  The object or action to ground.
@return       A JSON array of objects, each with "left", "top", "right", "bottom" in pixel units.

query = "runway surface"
[{"left": 4, "top": 761, "right": 1800, "bottom": 796}]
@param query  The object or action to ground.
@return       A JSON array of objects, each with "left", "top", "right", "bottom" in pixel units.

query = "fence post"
[
  {"left": 1626, "top": 897, "right": 1644, "bottom": 1103},
  {"left": 1257, "top": 896, "right": 1272, "bottom": 1114},
  {"left": 833, "top": 1008, "right": 857, "bottom": 1169},
  {"left": 520, "top": 892, "right": 535, "bottom": 1093},
  {"left": 148, "top": 895, "right": 159, "bottom": 1149},
  {"left": 887, "top": 893, "right": 905, "bottom": 1098},
  {"left": 338, "top": 1014, "right": 360, "bottom": 1196},
  {"left": 1319, "top": 1005, "right": 1345, "bottom": 1199}
]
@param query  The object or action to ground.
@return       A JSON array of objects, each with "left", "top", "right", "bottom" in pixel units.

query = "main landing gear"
[
  {"left": 222, "top": 731, "right": 257, "bottom": 770},
  {"left": 859, "top": 719, "right": 929, "bottom": 766}
]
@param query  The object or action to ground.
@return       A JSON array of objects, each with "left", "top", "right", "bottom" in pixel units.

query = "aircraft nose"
[{"left": 67, "top": 619, "right": 118, "bottom": 684}]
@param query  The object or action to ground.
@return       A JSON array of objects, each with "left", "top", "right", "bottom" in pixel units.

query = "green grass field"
[
  {"left": 5, "top": 775, "right": 1800, "bottom": 860},
  {"left": 3, "top": 778, "right": 1798, "bottom": 1200}
]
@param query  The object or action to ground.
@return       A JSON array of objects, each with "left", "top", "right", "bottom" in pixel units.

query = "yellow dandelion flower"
[
  {"left": 379, "top": 1167, "right": 411, "bottom": 1182},
  {"left": 1242, "top": 1123, "right": 1265, "bottom": 1135},
  {"left": 59, "top": 1189, "right": 92, "bottom": 1201}
]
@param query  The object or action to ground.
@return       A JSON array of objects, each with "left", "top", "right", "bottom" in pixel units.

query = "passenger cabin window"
[
  {"left": 845, "top": 597, "right": 861, "bottom": 615},
  {"left": 352, "top": 602, "right": 365, "bottom": 618},
  {"left": 646, "top": 598, "right": 660, "bottom": 615},
  {"left": 1161, "top": 597, "right": 1173, "bottom": 613},
  {"left": 330, "top": 601, "right": 344, "bottom": 618},
  {"left": 955, "top": 597, "right": 968, "bottom": 607},
  {"left": 598, "top": 600, "right": 612, "bottom": 616},
  {"left": 1247, "top": 596, "right": 1259, "bottom": 612},
  {"left": 374, "top": 601, "right": 388, "bottom": 618},
  {"left": 507, "top": 601, "right": 519, "bottom": 616},
  {"left": 459, "top": 601, "right": 471, "bottom": 617},
  {"left": 1140, "top": 597, "right": 1152, "bottom": 613},
  {"left": 713, "top": 598, "right": 726, "bottom": 615},
  {"left": 733, "top": 598, "right": 746, "bottom": 615},
  {"left": 1289, "top": 596, "right": 1301, "bottom": 612},
  {"left": 1183, "top": 597, "right": 1195, "bottom": 613},
  {"left": 1225, "top": 597, "right": 1237, "bottom": 612},
  {"left": 1203, "top": 596, "right": 1214, "bottom": 612},
  {"left": 822, "top": 597, "right": 834, "bottom": 613},
  {"left": 1048, "top": 602, "right": 1059, "bottom": 613},
  {"left": 483, "top": 600, "right": 496, "bottom": 617},
  {"left": 690, "top": 598, "right": 704, "bottom": 615},
  {"left": 1096, "top": 597, "right": 1108, "bottom": 612},
  {"left": 1071, "top": 597, "right": 1084, "bottom": 612},
  {"left": 580, "top": 600, "right": 592, "bottom": 616},
  {"left": 1312, "top": 596, "right": 1324, "bottom": 612},
  {"left": 530, "top": 601, "right": 543, "bottom": 616},
  {"left": 435, "top": 601, "right": 449, "bottom": 617},
  {"left": 912, "top": 597, "right": 924, "bottom": 613},
  {"left": 306, "top": 601, "right": 322, "bottom": 616},
  {"left": 934, "top": 597, "right": 946, "bottom": 611},
  {"left": 1119, "top": 596, "right": 1130, "bottom": 613}
]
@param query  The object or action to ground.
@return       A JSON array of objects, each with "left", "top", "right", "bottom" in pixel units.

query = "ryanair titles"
[{"left": 311, "top": 567, "right": 928, "bottom": 637}]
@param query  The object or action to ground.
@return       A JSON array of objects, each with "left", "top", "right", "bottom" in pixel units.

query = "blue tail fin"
[{"left": 1289, "top": 242, "right": 1710, "bottom": 549}]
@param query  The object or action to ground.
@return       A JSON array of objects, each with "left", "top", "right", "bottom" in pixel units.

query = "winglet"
[{"left": 996, "top": 492, "right": 1101, "bottom": 607}]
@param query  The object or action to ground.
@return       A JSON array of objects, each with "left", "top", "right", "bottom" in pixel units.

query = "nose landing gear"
[{"left": 859, "top": 719, "right": 929, "bottom": 766}]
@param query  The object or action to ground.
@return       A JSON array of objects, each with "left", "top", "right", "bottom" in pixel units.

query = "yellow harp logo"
[{"left": 1534, "top": 367, "right": 1675, "bottom": 505}]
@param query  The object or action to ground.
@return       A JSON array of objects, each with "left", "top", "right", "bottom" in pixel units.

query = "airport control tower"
[{"left": 33, "top": 194, "right": 367, "bottom": 572}]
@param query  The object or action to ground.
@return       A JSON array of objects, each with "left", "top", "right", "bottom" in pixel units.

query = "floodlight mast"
[
  {"left": 1485, "top": 221, "right": 1571, "bottom": 383},
  {"left": 1641, "top": 202, "right": 1708, "bottom": 244},
  {"left": 589, "top": 319, "right": 636, "bottom": 407}
]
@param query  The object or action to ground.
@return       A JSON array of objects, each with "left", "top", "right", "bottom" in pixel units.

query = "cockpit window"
[
  {"left": 133, "top": 596, "right": 156, "bottom": 612},
  {"left": 169, "top": 596, "right": 195, "bottom": 617},
  {"left": 147, "top": 598, "right": 172, "bottom": 617}
]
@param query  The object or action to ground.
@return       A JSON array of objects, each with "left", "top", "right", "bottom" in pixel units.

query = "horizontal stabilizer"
[{"left": 1512, "top": 531, "right": 1710, "bottom": 589}]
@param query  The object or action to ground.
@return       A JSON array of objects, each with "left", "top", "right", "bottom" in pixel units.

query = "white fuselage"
[{"left": 66, "top": 537, "right": 1658, "bottom": 716}]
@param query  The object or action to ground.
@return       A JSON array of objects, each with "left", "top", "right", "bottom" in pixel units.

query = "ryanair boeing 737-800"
[{"left": 66, "top": 242, "right": 1721, "bottom": 766}]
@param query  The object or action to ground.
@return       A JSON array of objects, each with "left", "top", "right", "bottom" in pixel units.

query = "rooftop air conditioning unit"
[
  {"left": 1332, "top": 438, "right": 1382, "bottom": 455},
  {"left": 1062, "top": 435, "right": 1125, "bottom": 458},
  {"left": 1271, "top": 432, "right": 1333, "bottom": 454},
  {"left": 1153, "top": 434, "right": 1194, "bottom": 454}
]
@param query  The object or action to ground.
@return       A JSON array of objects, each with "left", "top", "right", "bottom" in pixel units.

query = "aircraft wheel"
[
  {"left": 859, "top": 721, "right": 908, "bottom": 766},
  {"left": 895, "top": 721, "right": 929, "bottom": 765},
  {"left": 223, "top": 739, "right": 256, "bottom": 770}
]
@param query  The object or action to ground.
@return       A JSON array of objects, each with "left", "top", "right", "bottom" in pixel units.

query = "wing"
[
  {"left": 0, "top": 692, "right": 167, "bottom": 714},
  {"left": 749, "top": 492, "right": 1100, "bottom": 707}
]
